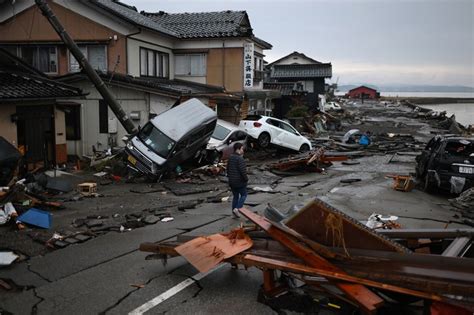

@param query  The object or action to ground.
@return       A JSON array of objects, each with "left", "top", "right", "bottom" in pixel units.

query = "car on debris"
[
  {"left": 239, "top": 115, "right": 312, "bottom": 152},
  {"left": 324, "top": 101, "right": 343, "bottom": 111},
  {"left": 125, "top": 98, "right": 217, "bottom": 180},
  {"left": 416, "top": 135, "right": 474, "bottom": 194},
  {"left": 206, "top": 119, "right": 247, "bottom": 163}
]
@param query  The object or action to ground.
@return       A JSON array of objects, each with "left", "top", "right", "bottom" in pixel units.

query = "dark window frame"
[
  {"left": 139, "top": 47, "right": 169, "bottom": 78},
  {"left": 99, "top": 100, "right": 109, "bottom": 134}
]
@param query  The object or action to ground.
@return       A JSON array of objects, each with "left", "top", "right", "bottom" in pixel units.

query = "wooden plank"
[
  {"left": 239, "top": 208, "right": 384, "bottom": 314},
  {"left": 175, "top": 232, "right": 253, "bottom": 273}
]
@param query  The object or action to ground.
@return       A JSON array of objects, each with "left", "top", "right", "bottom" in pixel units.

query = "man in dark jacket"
[{"left": 227, "top": 143, "right": 248, "bottom": 218}]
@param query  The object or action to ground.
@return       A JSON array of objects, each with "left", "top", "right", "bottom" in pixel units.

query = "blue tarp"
[{"left": 17, "top": 208, "right": 52, "bottom": 229}]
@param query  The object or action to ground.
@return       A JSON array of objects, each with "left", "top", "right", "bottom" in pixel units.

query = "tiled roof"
[
  {"left": 252, "top": 36, "right": 272, "bottom": 49},
  {"left": 0, "top": 48, "right": 85, "bottom": 100},
  {"left": 141, "top": 10, "right": 252, "bottom": 39},
  {"left": 271, "top": 64, "right": 332, "bottom": 79},
  {"left": 91, "top": 0, "right": 178, "bottom": 37},
  {"left": 263, "top": 82, "right": 306, "bottom": 96},
  {"left": 58, "top": 71, "right": 228, "bottom": 96},
  {"left": 0, "top": 71, "right": 85, "bottom": 100}
]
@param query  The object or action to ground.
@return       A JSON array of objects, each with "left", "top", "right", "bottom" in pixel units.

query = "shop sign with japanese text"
[{"left": 243, "top": 42, "right": 254, "bottom": 90}]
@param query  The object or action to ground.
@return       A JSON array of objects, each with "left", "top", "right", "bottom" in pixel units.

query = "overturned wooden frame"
[{"left": 140, "top": 199, "right": 474, "bottom": 314}]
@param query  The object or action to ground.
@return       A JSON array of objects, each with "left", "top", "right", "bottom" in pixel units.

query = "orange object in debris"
[
  {"left": 387, "top": 175, "right": 415, "bottom": 192},
  {"left": 175, "top": 229, "right": 253, "bottom": 273},
  {"left": 430, "top": 301, "right": 471, "bottom": 315}
]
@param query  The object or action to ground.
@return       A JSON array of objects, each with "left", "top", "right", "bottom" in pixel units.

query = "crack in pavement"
[
  {"left": 27, "top": 263, "right": 52, "bottom": 284},
  {"left": 31, "top": 288, "right": 45, "bottom": 315},
  {"left": 99, "top": 265, "right": 175, "bottom": 315}
]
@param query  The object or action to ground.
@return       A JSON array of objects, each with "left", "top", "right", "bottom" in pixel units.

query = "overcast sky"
[{"left": 133, "top": 0, "right": 473, "bottom": 87}]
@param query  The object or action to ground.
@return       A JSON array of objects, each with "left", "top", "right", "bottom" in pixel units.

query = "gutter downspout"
[
  {"left": 125, "top": 29, "right": 142, "bottom": 75},
  {"left": 222, "top": 39, "right": 226, "bottom": 90}
]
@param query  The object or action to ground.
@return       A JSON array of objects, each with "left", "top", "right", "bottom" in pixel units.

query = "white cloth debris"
[
  {"left": 0, "top": 202, "right": 17, "bottom": 225},
  {"left": 0, "top": 252, "right": 19, "bottom": 266},
  {"left": 161, "top": 217, "right": 174, "bottom": 222},
  {"left": 366, "top": 213, "right": 399, "bottom": 229}
]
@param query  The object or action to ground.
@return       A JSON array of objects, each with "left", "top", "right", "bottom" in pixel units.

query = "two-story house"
[
  {"left": 264, "top": 51, "right": 332, "bottom": 118},
  {"left": 0, "top": 0, "right": 272, "bottom": 157}
]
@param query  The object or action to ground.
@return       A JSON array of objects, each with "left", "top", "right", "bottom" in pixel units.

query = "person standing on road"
[{"left": 227, "top": 143, "right": 248, "bottom": 218}]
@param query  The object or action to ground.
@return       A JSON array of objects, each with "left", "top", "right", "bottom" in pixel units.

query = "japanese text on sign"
[{"left": 243, "top": 42, "right": 254, "bottom": 90}]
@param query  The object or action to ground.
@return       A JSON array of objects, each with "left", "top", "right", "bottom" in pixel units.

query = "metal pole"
[{"left": 34, "top": 0, "right": 137, "bottom": 134}]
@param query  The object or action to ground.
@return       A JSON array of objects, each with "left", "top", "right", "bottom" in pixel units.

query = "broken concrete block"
[
  {"left": 143, "top": 215, "right": 160, "bottom": 225},
  {"left": 74, "top": 234, "right": 91, "bottom": 242},
  {"left": 53, "top": 240, "right": 69, "bottom": 249},
  {"left": 85, "top": 219, "right": 103, "bottom": 228},
  {"left": 64, "top": 238, "right": 80, "bottom": 245}
]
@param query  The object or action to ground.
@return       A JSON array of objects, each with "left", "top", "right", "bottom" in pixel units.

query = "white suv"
[{"left": 239, "top": 115, "right": 312, "bottom": 152}]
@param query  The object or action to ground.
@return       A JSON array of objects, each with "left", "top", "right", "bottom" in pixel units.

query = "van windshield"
[
  {"left": 138, "top": 123, "right": 176, "bottom": 158},
  {"left": 211, "top": 124, "right": 231, "bottom": 141}
]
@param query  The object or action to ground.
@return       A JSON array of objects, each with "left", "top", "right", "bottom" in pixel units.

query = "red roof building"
[{"left": 346, "top": 86, "right": 380, "bottom": 99}]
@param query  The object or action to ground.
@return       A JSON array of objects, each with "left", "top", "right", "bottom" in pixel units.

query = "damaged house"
[
  {"left": 264, "top": 51, "right": 332, "bottom": 118},
  {"left": 0, "top": 0, "right": 272, "bottom": 157},
  {"left": 0, "top": 48, "right": 85, "bottom": 168}
]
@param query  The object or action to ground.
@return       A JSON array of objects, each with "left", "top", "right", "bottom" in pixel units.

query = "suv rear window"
[
  {"left": 243, "top": 115, "right": 262, "bottom": 121},
  {"left": 445, "top": 140, "right": 474, "bottom": 157}
]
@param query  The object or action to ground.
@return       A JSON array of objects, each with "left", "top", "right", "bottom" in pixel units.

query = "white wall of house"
[
  {"left": 149, "top": 94, "right": 176, "bottom": 115},
  {"left": 173, "top": 38, "right": 246, "bottom": 50},
  {"left": 0, "top": 104, "right": 17, "bottom": 146},
  {"left": 64, "top": 80, "right": 176, "bottom": 156},
  {"left": 275, "top": 55, "right": 315, "bottom": 65}
]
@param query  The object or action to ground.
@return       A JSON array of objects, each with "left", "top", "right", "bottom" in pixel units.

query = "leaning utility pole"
[{"left": 35, "top": 0, "right": 137, "bottom": 134}]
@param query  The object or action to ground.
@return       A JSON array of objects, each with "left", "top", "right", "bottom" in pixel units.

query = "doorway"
[{"left": 16, "top": 105, "right": 55, "bottom": 167}]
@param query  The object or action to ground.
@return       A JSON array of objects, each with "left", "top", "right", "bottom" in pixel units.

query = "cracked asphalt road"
[{"left": 1, "top": 101, "right": 471, "bottom": 314}]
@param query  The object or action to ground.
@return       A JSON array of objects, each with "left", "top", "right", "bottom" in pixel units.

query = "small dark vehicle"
[
  {"left": 416, "top": 135, "right": 474, "bottom": 193},
  {"left": 0, "top": 137, "right": 21, "bottom": 186}
]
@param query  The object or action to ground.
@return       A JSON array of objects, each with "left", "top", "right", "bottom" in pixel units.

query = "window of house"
[
  {"left": 69, "top": 45, "right": 107, "bottom": 72},
  {"left": 99, "top": 100, "right": 109, "bottom": 134},
  {"left": 174, "top": 54, "right": 206, "bottom": 76},
  {"left": 65, "top": 106, "right": 81, "bottom": 140},
  {"left": 139, "top": 47, "right": 169, "bottom": 78},
  {"left": 0, "top": 45, "right": 58, "bottom": 73}
]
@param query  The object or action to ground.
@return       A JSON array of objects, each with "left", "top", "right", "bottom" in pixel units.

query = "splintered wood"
[{"left": 175, "top": 228, "right": 253, "bottom": 273}]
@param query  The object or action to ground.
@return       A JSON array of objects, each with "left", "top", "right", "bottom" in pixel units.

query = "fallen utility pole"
[{"left": 34, "top": 0, "right": 137, "bottom": 135}]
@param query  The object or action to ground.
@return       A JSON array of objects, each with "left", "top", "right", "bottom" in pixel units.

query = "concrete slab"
[
  {"left": 107, "top": 263, "right": 275, "bottom": 315},
  {"left": 29, "top": 226, "right": 182, "bottom": 282},
  {"left": 0, "top": 287, "right": 41, "bottom": 315},
  {"left": 34, "top": 252, "right": 188, "bottom": 315},
  {"left": 0, "top": 261, "right": 49, "bottom": 289}
]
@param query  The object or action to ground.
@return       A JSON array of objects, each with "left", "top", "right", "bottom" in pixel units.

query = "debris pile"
[{"left": 141, "top": 199, "right": 474, "bottom": 314}]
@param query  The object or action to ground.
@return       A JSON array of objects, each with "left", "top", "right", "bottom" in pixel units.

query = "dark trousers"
[{"left": 231, "top": 186, "right": 247, "bottom": 210}]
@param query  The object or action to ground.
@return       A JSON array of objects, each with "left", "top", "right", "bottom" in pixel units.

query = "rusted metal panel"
[
  {"left": 175, "top": 229, "right": 253, "bottom": 273},
  {"left": 285, "top": 198, "right": 409, "bottom": 253}
]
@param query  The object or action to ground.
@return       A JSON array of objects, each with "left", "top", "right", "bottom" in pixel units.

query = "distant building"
[
  {"left": 265, "top": 51, "right": 332, "bottom": 118},
  {"left": 347, "top": 86, "right": 380, "bottom": 99}
]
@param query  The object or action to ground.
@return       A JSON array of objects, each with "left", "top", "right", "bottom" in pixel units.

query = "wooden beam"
[
  {"left": 239, "top": 208, "right": 384, "bottom": 314},
  {"left": 243, "top": 254, "right": 445, "bottom": 302}
]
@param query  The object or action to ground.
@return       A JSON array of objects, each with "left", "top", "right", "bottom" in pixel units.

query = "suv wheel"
[
  {"left": 258, "top": 133, "right": 271, "bottom": 148},
  {"left": 299, "top": 144, "right": 310, "bottom": 153},
  {"left": 423, "top": 174, "right": 435, "bottom": 193}
]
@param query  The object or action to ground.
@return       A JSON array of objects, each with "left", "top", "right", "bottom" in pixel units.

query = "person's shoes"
[{"left": 232, "top": 208, "right": 241, "bottom": 218}]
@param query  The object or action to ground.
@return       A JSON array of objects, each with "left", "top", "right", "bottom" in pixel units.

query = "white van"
[{"left": 125, "top": 98, "right": 217, "bottom": 179}]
